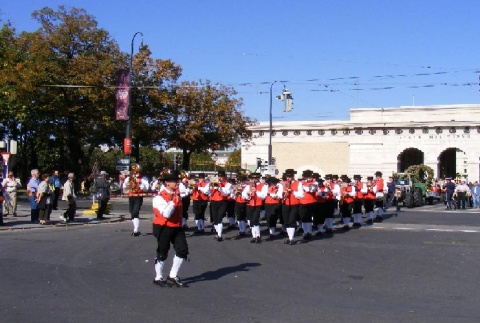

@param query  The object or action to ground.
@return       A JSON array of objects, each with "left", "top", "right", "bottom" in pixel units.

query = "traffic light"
[{"left": 282, "top": 89, "right": 293, "bottom": 112}]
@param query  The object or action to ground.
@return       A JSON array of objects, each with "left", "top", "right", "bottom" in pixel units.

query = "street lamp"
[
  {"left": 268, "top": 81, "right": 293, "bottom": 166},
  {"left": 125, "top": 32, "right": 146, "bottom": 160}
]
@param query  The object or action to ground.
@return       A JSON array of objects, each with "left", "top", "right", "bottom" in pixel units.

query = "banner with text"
[{"left": 115, "top": 69, "right": 130, "bottom": 120}]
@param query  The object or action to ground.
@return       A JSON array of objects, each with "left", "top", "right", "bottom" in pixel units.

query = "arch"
[
  {"left": 397, "top": 148, "right": 424, "bottom": 173},
  {"left": 437, "top": 147, "right": 465, "bottom": 179}
]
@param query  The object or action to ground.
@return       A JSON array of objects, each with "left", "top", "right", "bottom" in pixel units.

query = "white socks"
[
  {"left": 228, "top": 217, "right": 235, "bottom": 225},
  {"left": 286, "top": 227, "right": 295, "bottom": 240},
  {"left": 251, "top": 225, "right": 260, "bottom": 238},
  {"left": 238, "top": 221, "right": 246, "bottom": 233},
  {"left": 182, "top": 218, "right": 187, "bottom": 226},
  {"left": 269, "top": 227, "right": 275, "bottom": 235},
  {"left": 343, "top": 217, "right": 350, "bottom": 225},
  {"left": 376, "top": 208, "right": 383, "bottom": 217},
  {"left": 301, "top": 222, "right": 313, "bottom": 234},
  {"left": 317, "top": 224, "right": 325, "bottom": 233},
  {"left": 155, "top": 259, "right": 165, "bottom": 280},
  {"left": 325, "top": 218, "right": 334, "bottom": 229},
  {"left": 132, "top": 218, "right": 140, "bottom": 232},
  {"left": 367, "top": 211, "right": 374, "bottom": 220},
  {"left": 195, "top": 219, "right": 204, "bottom": 230},
  {"left": 353, "top": 213, "right": 362, "bottom": 223},
  {"left": 215, "top": 223, "right": 224, "bottom": 237},
  {"left": 169, "top": 256, "right": 184, "bottom": 279}
]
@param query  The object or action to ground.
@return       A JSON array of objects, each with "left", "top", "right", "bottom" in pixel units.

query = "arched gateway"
[{"left": 242, "top": 104, "right": 480, "bottom": 181}]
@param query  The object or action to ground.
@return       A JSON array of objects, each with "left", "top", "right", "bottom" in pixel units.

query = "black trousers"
[
  {"left": 235, "top": 202, "right": 247, "bottom": 221},
  {"left": 312, "top": 202, "right": 326, "bottom": 227},
  {"left": 210, "top": 200, "right": 227, "bottom": 224},
  {"left": 264, "top": 203, "right": 281, "bottom": 228},
  {"left": 153, "top": 224, "right": 189, "bottom": 261},
  {"left": 129, "top": 196, "right": 143, "bottom": 219},
  {"left": 181, "top": 196, "right": 190, "bottom": 219},
  {"left": 246, "top": 205, "right": 262, "bottom": 226},
  {"left": 65, "top": 199, "right": 77, "bottom": 221},
  {"left": 299, "top": 203, "right": 315, "bottom": 223},
  {"left": 192, "top": 200, "right": 208, "bottom": 220},
  {"left": 340, "top": 202, "right": 353, "bottom": 217},
  {"left": 325, "top": 200, "right": 337, "bottom": 218},
  {"left": 282, "top": 204, "right": 299, "bottom": 227},
  {"left": 97, "top": 199, "right": 108, "bottom": 218},
  {"left": 52, "top": 188, "right": 60, "bottom": 209},
  {"left": 364, "top": 199, "right": 375, "bottom": 213}
]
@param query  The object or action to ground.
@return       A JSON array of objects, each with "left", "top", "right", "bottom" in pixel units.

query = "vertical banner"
[{"left": 115, "top": 69, "right": 130, "bottom": 120}]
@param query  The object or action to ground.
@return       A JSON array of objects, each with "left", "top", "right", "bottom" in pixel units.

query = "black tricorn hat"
[
  {"left": 353, "top": 174, "right": 362, "bottom": 180},
  {"left": 302, "top": 169, "right": 314, "bottom": 178},
  {"left": 217, "top": 170, "right": 226, "bottom": 177},
  {"left": 367, "top": 176, "right": 374, "bottom": 181},
  {"left": 375, "top": 171, "right": 383, "bottom": 177},
  {"left": 162, "top": 170, "right": 179, "bottom": 182},
  {"left": 284, "top": 169, "right": 297, "bottom": 176},
  {"left": 312, "top": 172, "right": 321, "bottom": 180},
  {"left": 266, "top": 177, "right": 280, "bottom": 185},
  {"left": 344, "top": 177, "right": 352, "bottom": 183},
  {"left": 332, "top": 174, "right": 339, "bottom": 180},
  {"left": 325, "top": 174, "right": 332, "bottom": 180},
  {"left": 249, "top": 172, "right": 262, "bottom": 179}
]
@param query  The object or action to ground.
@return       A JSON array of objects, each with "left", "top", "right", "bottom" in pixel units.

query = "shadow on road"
[{"left": 183, "top": 262, "right": 261, "bottom": 284}]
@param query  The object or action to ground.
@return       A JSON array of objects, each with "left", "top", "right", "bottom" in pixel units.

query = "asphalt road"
[{"left": 1, "top": 200, "right": 479, "bottom": 323}]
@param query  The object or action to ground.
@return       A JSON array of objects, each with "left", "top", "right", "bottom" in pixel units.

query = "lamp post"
[
  {"left": 268, "top": 81, "right": 292, "bottom": 166},
  {"left": 125, "top": 32, "right": 145, "bottom": 160}
]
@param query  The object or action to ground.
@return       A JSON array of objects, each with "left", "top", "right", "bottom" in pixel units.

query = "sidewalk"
[{"left": 0, "top": 199, "right": 126, "bottom": 231}]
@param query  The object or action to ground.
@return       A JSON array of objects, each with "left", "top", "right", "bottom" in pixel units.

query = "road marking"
[{"left": 370, "top": 225, "right": 480, "bottom": 233}]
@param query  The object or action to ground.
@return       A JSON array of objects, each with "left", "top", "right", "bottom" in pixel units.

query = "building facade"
[{"left": 241, "top": 104, "right": 480, "bottom": 181}]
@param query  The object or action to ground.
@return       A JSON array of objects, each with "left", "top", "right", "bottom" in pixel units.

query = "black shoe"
[
  {"left": 343, "top": 225, "right": 350, "bottom": 231},
  {"left": 297, "top": 227, "right": 304, "bottom": 234},
  {"left": 182, "top": 224, "right": 188, "bottom": 229},
  {"left": 374, "top": 216, "right": 383, "bottom": 223},
  {"left": 266, "top": 234, "right": 275, "bottom": 241},
  {"left": 131, "top": 231, "right": 141, "bottom": 237},
  {"left": 227, "top": 224, "right": 236, "bottom": 230},
  {"left": 303, "top": 233, "right": 312, "bottom": 241},
  {"left": 214, "top": 236, "right": 223, "bottom": 242},
  {"left": 250, "top": 238, "right": 257, "bottom": 243},
  {"left": 315, "top": 231, "right": 324, "bottom": 237},
  {"left": 325, "top": 228, "right": 333, "bottom": 234},
  {"left": 153, "top": 278, "right": 167, "bottom": 287},
  {"left": 255, "top": 237, "right": 262, "bottom": 243},
  {"left": 193, "top": 229, "right": 204, "bottom": 235},
  {"left": 168, "top": 276, "right": 186, "bottom": 288},
  {"left": 352, "top": 223, "right": 362, "bottom": 228},
  {"left": 366, "top": 219, "right": 373, "bottom": 224}
]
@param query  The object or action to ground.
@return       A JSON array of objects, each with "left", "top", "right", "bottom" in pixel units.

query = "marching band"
[{"left": 145, "top": 166, "right": 393, "bottom": 245}]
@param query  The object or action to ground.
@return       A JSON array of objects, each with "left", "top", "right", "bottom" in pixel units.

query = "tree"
[{"left": 165, "top": 81, "right": 255, "bottom": 170}]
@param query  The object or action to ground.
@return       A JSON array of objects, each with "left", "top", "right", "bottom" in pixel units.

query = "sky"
[{"left": 1, "top": 0, "right": 479, "bottom": 122}]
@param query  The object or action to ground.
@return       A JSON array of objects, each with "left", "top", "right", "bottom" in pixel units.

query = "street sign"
[
  {"left": 116, "top": 165, "right": 129, "bottom": 171},
  {"left": 116, "top": 158, "right": 130, "bottom": 165}
]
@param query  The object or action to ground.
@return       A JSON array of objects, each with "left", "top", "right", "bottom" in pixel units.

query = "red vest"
[
  {"left": 283, "top": 180, "right": 300, "bottom": 206},
  {"left": 365, "top": 183, "right": 376, "bottom": 200},
  {"left": 300, "top": 180, "right": 317, "bottom": 205},
  {"left": 264, "top": 184, "right": 280, "bottom": 205},
  {"left": 153, "top": 190, "right": 183, "bottom": 227},
  {"left": 316, "top": 186, "right": 327, "bottom": 203},
  {"left": 192, "top": 182, "right": 209, "bottom": 201},
  {"left": 247, "top": 182, "right": 264, "bottom": 207},
  {"left": 342, "top": 185, "right": 354, "bottom": 204},
  {"left": 210, "top": 181, "right": 228, "bottom": 202},
  {"left": 355, "top": 182, "right": 365, "bottom": 200}
]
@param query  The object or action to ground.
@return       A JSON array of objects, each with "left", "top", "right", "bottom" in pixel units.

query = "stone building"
[{"left": 241, "top": 104, "right": 480, "bottom": 181}]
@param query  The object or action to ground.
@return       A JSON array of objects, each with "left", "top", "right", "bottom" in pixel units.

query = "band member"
[
  {"left": 243, "top": 173, "right": 266, "bottom": 243},
  {"left": 210, "top": 170, "right": 232, "bottom": 242},
  {"left": 281, "top": 169, "right": 304, "bottom": 245},
  {"left": 122, "top": 163, "right": 150, "bottom": 236},
  {"left": 339, "top": 176, "right": 355, "bottom": 230},
  {"left": 178, "top": 173, "right": 192, "bottom": 229},
  {"left": 226, "top": 178, "right": 237, "bottom": 230},
  {"left": 234, "top": 175, "right": 248, "bottom": 237},
  {"left": 299, "top": 170, "right": 317, "bottom": 240},
  {"left": 324, "top": 174, "right": 340, "bottom": 234},
  {"left": 314, "top": 175, "right": 328, "bottom": 236},
  {"left": 373, "top": 171, "right": 385, "bottom": 222},
  {"left": 192, "top": 173, "right": 210, "bottom": 234},
  {"left": 364, "top": 176, "right": 376, "bottom": 224},
  {"left": 264, "top": 176, "right": 283, "bottom": 240},
  {"left": 352, "top": 175, "right": 366, "bottom": 227},
  {"left": 152, "top": 171, "right": 189, "bottom": 288}
]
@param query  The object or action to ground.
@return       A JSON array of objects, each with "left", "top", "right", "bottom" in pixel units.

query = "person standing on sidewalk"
[
  {"left": 27, "top": 169, "right": 41, "bottom": 223},
  {"left": 0, "top": 182, "right": 4, "bottom": 226},
  {"left": 93, "top": 171, "right": 111, "bottom": 220},
  {"left": 2, "top": 171, "right": 22, "bottom": 217},
  {"left": 36, "top": 174, "right": 53, "bottom": 225},
  {"left": 61, "top": 173, "right": 77, "bottom": 222},
  {"left": 49, "top": 170, "right": 62, "bottom": 210}
]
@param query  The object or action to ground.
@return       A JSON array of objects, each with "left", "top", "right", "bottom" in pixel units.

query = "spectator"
[
  {"left": 37, "top": 174, "right": 53, "bottom": 225},
  {"left": 442, "top": 178, "right": 456, "bottom": 210},
  {"left": 2, "top": 171, "right": 22, "bottom": 217},
  {"left": 472, "top": 181, "right": 480, "bottom": 209},
  {"left": 455, "top": 180, "right": 469, "bottom": 210},
  {"left": 94, "top": 171, "right": 111, "bottom": 220},
  {"left": 49, "top": 170, "right": 62, "bottom": 210},
  {"left": 61, "top": 173, "right": 77, "bottom": 222},
  {"left": 27, "top": 169, "right": 41, "bottom": 223},
  {"left": 0, "top": 182, "right": 4, "bottom": 226}
]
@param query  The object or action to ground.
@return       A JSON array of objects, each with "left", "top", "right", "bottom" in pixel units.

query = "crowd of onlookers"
[{"left": 438, "top": 178, "right": 480, "bottom": 210}]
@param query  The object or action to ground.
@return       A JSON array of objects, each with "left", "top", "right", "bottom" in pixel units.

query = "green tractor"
[{"left": 394, "top": 164, "right": 435, "bottom": 208}]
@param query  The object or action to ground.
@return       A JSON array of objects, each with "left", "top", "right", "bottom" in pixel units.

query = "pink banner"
[{"left": 115, "top": 69, "right": 130, "bottom": 120}]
